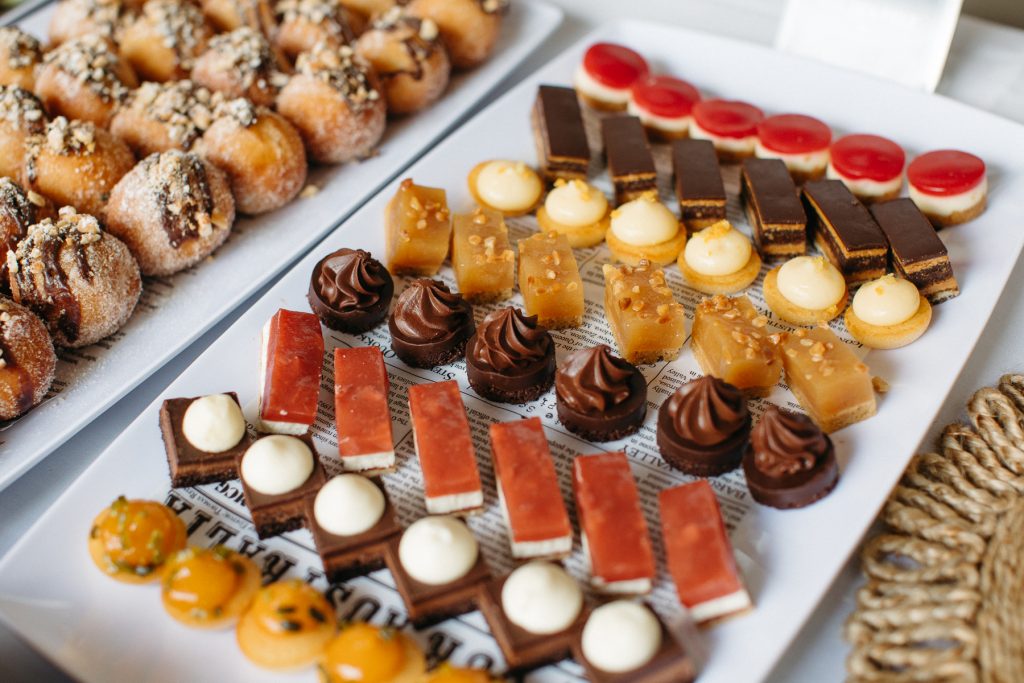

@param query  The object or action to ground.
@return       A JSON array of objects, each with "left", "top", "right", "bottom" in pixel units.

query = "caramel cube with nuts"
[
  {"left": 451, "top": 207, "right": 515, "bottom": 303},
  {"left": 385, "top": 178, "right": 451, "bottom": 275},
  {"left": 517, "top": 231, "right": 584, "bottom": 329},
  {"left": 692, "top": 295, "right": 782, "bottom": 397},
  {"left": 603, "top": 261, "right": 686, "bottom": 364},
  {"left": 781, "top": 326, "right": 876, "bottom": 432}
]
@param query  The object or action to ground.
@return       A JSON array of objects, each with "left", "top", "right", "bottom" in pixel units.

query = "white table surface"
[{"left": 4, "top": 2, "right": 1024, "bottom": 681}]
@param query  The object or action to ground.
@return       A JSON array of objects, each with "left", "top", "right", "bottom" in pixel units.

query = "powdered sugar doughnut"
[
  {"left": 199, "top": 0, "right": 277, "bottom": 35},
  {"left": 0, "top": 178, "right": 54, "bottom": 292},
  {"left": 120, "top": 0, "right": 213, "bottom": 83},
  {"left": 109, "top": 81, "right": 216, "bottom": 157},
  {"left": 48, "top": 0, "right": 126, "bottom": 48},
  {"left": 274, "top": 0, "right": 356, "bottom": 62},
  {"left": 404, "top": 0, "right": 507, "bottom": 69},
  {"left": 0, "top": 86, "right": 47, "bottom": 181},
  {"left": 0, "top": 297, "right": 56, "bottom": 420},
  {"left": 0, "top": 28, "right": 42, "bottom": 92},
  {"left": 191, "top": 27, "right": 287, "bottom": 108}
]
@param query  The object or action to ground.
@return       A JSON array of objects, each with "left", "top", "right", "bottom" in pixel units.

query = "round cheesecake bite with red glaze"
[
  {"left": 826, "top": 133, "right": 905, "bottom": 203},
  {"left": 627, "top": 75, "right": 700, "bottom": 141},
  {"left": 907, "top": 149, "right": 987, "bottom": 228},
  {"left": 755, "top": 113, "right": 831, "bottom": 184},
  {"left": 573, "top": 42, "right": 649, "bottom": 112},
  {"left": 690, "top": 99, "right": 764, "bottom": 162}
]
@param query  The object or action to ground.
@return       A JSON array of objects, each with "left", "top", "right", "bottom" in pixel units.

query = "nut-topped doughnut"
[
  {"left": 404, "top": 0, "right": 508, "bottom": 69},
  {"left": 199, "top": 0, "right": 277, "bottom": 36},
  {"left": 8, "top": 207, "right": 141, "bottom": 348},
  {"left": 339, "top": 0, "right": 395, "bottom": 32},
  {"left": 0, "top": 86, "right": 47, "bottom": 180},
  {"left": 0, "top": 296, "right": 56, "bottom": 420},
  {"left": 110, "top": 80, "right": 216, "bottom": 157},
  {"left": 356, "top": 7, "right": 449, "bottom": 115},
  {"left": 35, "top": 35, "right": 138, "bottom": 128},
  {"left": 120, "top": 0, "right": 213, "bottom": 83},
  {"left": 0, "top": 28, "right": 42, "bottom": 92},
  {"left": 0, "top": 178, "right": 53, "bottom": 291},
  {"left": 49, "top": 0, "right": 126, "bottom": 48},
  {"left": 277, "top": 42, "right": 385, "bottom": 163},
  {"left": 195, "top": 98, "right": 307, "bottom": 214},
  {"left": 104, "top": 150, "right": 235, "bottom": 276},
  {"left": 275, "top": 0, "right": 356, "bottom": 62},
  {"left": 23, "top": 116, "right": 136, "bottom": 217},
  {"left": 191, "top": 27, "right": 287, "bottom": 108}
]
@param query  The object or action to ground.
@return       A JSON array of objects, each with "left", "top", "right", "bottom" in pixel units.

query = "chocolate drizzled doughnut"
[
  {"left": 35, "top": 34, "right": 138, "bottom": 127},
  {"left": 0, "top": 296, "right": 56, "bottom": 420}
]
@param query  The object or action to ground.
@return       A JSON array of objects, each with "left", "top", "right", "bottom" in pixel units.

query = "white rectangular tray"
[
  {"left": 0, "top": 0, "right": 562, "bottom": 490},
  {"left": 3, "top": 18, "right": 1024, "bottom": 683}
]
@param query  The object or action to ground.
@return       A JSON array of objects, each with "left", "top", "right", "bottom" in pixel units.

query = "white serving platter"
[
  {"left": 0, "top": 0, "right": 562, "bottom": 489},
  {"left": 3, "top": 17, "right": 1024, "bottom": 683}
]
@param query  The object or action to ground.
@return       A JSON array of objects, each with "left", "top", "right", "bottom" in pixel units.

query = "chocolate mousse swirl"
[
  {"left": 665, "top": 376, "right": 748, "bottom": 447},
  {"left": 315, "top": 248, "right": 389, "bottom": 313},
  {"left": 751, "top": 406, "right": 830, "bottom": 477},
  {"left": 470, "top": 307, "right": 550, "bottom": 372},
  {"left": 391, "top": 278, "right": 471, "bottom": 342},
  {"left": 556, "top": 345, "right": 634, "bottom": 413}
]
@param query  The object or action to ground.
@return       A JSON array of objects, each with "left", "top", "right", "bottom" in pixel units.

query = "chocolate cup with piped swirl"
[
  {"left": 465, "top": 306, "right": 555, "bottom": 403},
  {"left": 657, "top": 376, "right": 751, "bottom": 476},
  {"left": 388, "top": 278, "right": 474, "bottom": 368},
  {"left": 555, "top": 345, "right": 647, "bottom": 442},
  {"left": 308, "top": 248, "right": 394, "bottom": 333},
  {"left": 742, "top": 405, "right": 838, "bottom": 509}
]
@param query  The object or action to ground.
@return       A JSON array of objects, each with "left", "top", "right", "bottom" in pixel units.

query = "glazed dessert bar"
[
  {"left": 740, "top": 157, "right": 807, "bottom": 257},
  {"left": 602, "top": 116, "right": 657, "bottom": 205},
  {"left": 602, "top": 261, "right": 687, "bottom": 364},
  {"left": 691, "top": 295, "right": 782, "bottom": 397},
  {"left": 451, "top": 206, "right": 516, "bottom": 303},
  {"left": 802, "top": 179, "right": 888, "bottom": 283},
  {"left": 660, "top": 481, "right": 751, "bottom": 625},
  {"left": 333, "top": 347, "right": 394, "bottom": 473},
  {"left": 870, "top": 198, "right": 960, "bottom": 303},
  {"left": 532, "top": 85, "right": 590, "bottom": 181},
  {"left": 490, "top": 418, "right": 573, "bottom": 558},
  {"left": 407, "top": 380, "right": 483, "bottom": 514},
  {"left": 573, "top": 452, "right": 656, "bottom": 594},
  {"left": 517, "top": 231, "right": 585, "bottom": 329},
  {"left": 258, "top": 309, "right": 324, "bottom": 435},
  {"left": 160, "top": 392, "right": 250, "bottom": 488},
  {"left": 384, "top": 178, "right": 452, "bottom": 276},
  {"left": 672, "top": 138, "right": 727, "bottom": 231}
]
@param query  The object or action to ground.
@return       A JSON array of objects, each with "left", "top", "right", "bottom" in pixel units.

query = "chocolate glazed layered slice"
[
  {"left": 870, "top": 198, "right": 959, "bottom": 304},
  {"left": 602, "top": 116, "right": 657, "bottom": 205},
  {"left": 802, "top": 179, "right": 888, "bottom": 283},
  {"left": 532, "top": 85, "right": 590, "bottom": 181},
  {"left": 672, "top": 139, "right": 727, "bottom": 231},
  {"left": 740, "top": 157, "right": 807, "bottom": 257}
]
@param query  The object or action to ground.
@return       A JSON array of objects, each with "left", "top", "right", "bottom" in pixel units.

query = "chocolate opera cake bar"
[
  {"left": 870, "top": 198, "right": 959, "bottom": 303},
  {"left": 802, "top": 179, "right": 888, "bottom": 283},
  {"left": 672, "top": 138, "right": 727, "bottom": 230},
  {"left": 740, "top": 157, "right": 807, "bottom": 257},
  {"left": 532, "top": 85, "right": 590, "bottom": 181},
  {"left": 602, "top": 115, "right": 657, "bottom": 205}
]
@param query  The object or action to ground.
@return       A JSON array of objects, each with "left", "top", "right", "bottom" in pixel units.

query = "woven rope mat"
[{"left": 846, "top": 374, "right": 1024, "bottom": 683}]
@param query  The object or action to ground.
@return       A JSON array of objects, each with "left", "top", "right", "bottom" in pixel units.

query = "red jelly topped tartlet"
[
  {"left": 627, "top": 75, "right": 701, "bottom": 140},
  {"left": 690, "top": 99, "right": 764, "bottom": 162},
  {"left": 907, "top": 149, "right": 987, "bottom": 227},
  {"left": 573, "top": 42, "right": 649, "bottom": 111},
  {"left": 755, "top": 113, "right": 831, "bottom": 183},
  {"left": 826, "top": 133, "right": 906, "bottom": 202}
]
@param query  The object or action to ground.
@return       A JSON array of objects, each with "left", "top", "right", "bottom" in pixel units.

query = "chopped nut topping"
[
  {"left": 295, "top": 41, "right": 380, "bottom": 110},
  {"left": 42, "top": 35, "right": 130, "bottom": 104},
  {"left": 122, "top": 80, "right": 214, "bottom": 148},
  {"left": 0, "top": 27, "right": 41, "bottom": 70},
  {"left": 277, "top": 0, "right": 353, "bottom": 43},
  {"left": 137, "top": 0, "right": 208, "bottom": 70},
  {"left": 204, "top": 27, "right": 283, "bottom": 96}
]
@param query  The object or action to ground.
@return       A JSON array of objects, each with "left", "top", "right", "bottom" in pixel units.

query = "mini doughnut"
[
  {"left": 8, "top": 207, "right": 141, "bottom": 348},
  {"left": 109, "top": 80, "right": 216, "bottom": 157},
  {"left": 339, "top": 0, "right": 395, "bottom": 33},
  {"left": 191, "top": 27, "right": 287, "bottom": 108},
  {"left": 49, "top": 0, "right": 126, "bottom": 48},
  {"left": 23, "top": 116, "right": 136, "bottom": 217},
  {"left": 104, "top": 150, "right": 235, "bottom": 276},
  {"left": 0, "top": 86, "right": 47, "bottom": 180},
  {"left": 356, "top": 8, "right": 450, "bottom": 115},
  {"left": 276, "top": 42, "right": 385, "bottom": 163},
  {"left": 35, "top": 35, "right": 138, "bottom": 128},
  {"left": 0, "top": 28, "right": 42, "bottom": 91},
  {"left": 195, "top": 98, "right": 308, "bottom": 214},
  {"left": 0, "top": 296, "right": 56, "bottom": 420},
  {"left": 0, "top": 178, "right": 53, "bottom": 289},
  {"left": 87, "top": 496, "right": 188, "bottom": 584},
  {"left": 161, "top": 546, "right": 262, "bottom": 628},
  {"left": 199, "top": 0, "right": 277, "bottom": 36},
  {"left": 236, "top": 579, "right": 338, "bottom": 670},
  {"left": 120, "top": 0, "right": 213, "bottom": 83},
  {"left": 275, "top": 0, "right": 356, "bottom": 62},
  {"left": 404, "top": 0, "right": 507, "bottom": 69}
]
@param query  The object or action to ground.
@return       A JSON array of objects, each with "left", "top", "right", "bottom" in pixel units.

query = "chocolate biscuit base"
[
  {"left": 478, "top": 575, "right": 588, "bottom": 673},
  {"left": 532, "top": 85, "right": 589, "bottom": 181},
  {"left": 803, "top": 180, "right": 888, "bottom": 283},
  {"left": 870, "top": 198, "right": 959, "bottom": 304},
  {"left": 602, "top": 116, "right": 657, "bottom": 206},
  {"left": 237, "top": 433, "right": 328, "bottom": 539},
  {"left": 160, "top": 393, "right": 250, "bottom": 488},
  {"left": 740, "top": 158, "right": 807, "bottom": 257},
  {"left": 384, "top": 538, "right": 490, "bottom": 629},
  {"left": 672, "top": 139, "right": 727, "bottom": 231},
  {"left": 571, "top": 616, "right": 696, "bottom": 683}
]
